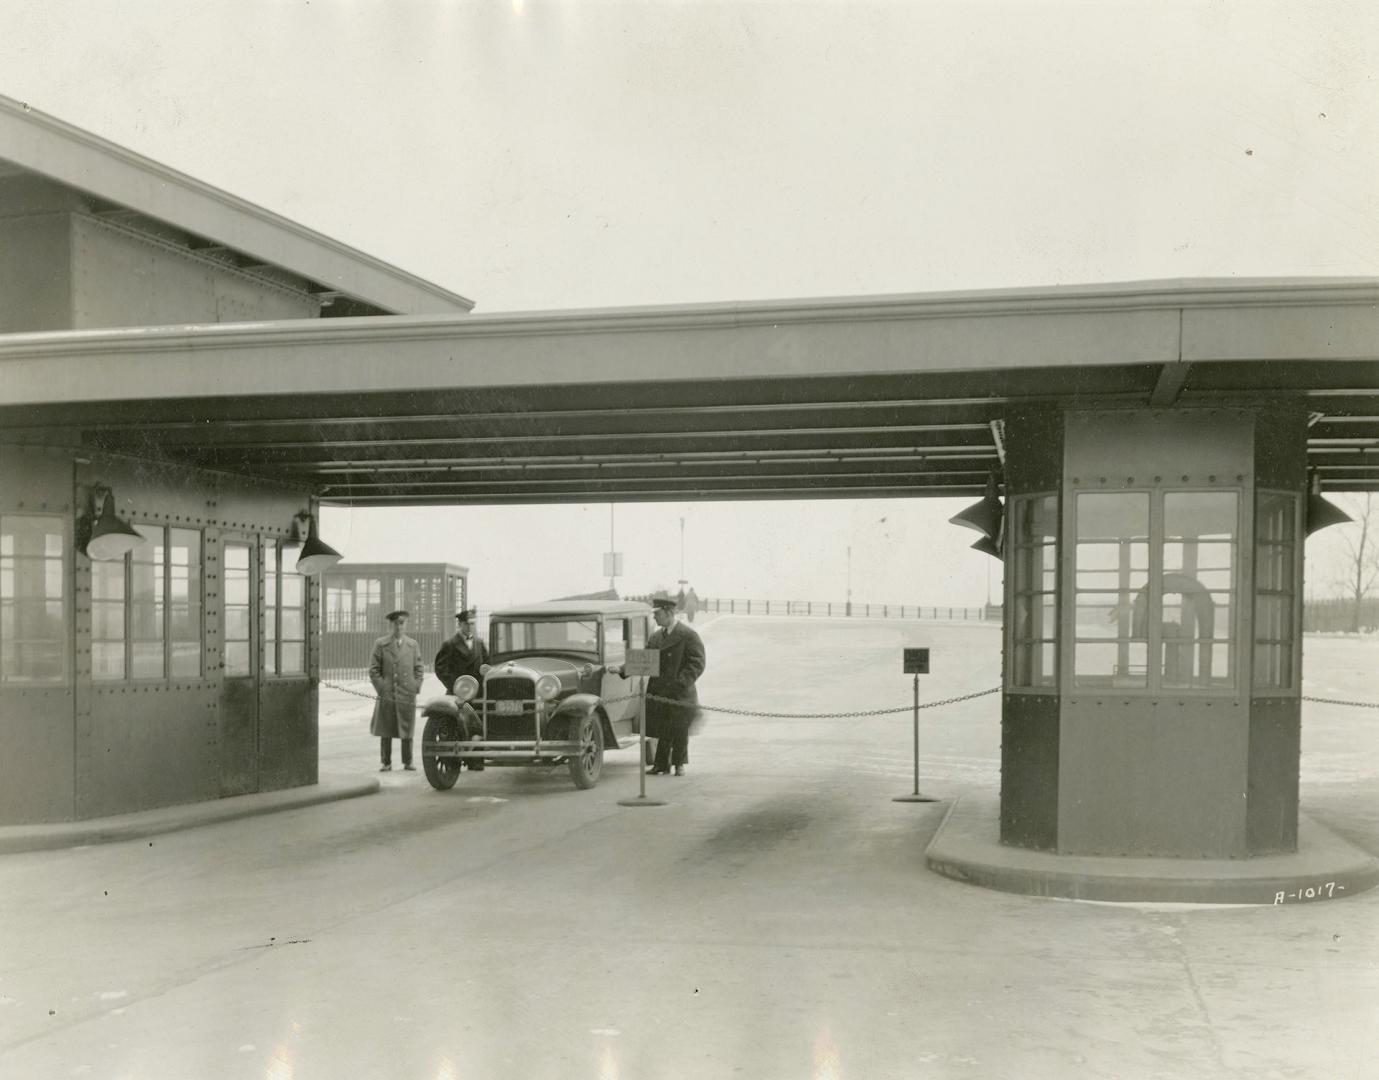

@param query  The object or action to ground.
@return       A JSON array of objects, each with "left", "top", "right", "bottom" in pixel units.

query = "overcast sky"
[{"left": 2, "top": 1, "right": 1374, "bottom": 605}]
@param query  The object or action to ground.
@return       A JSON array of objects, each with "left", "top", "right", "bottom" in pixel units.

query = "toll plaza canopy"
[{"left": 1, "top": 278, "right": 1377, "bottom": 504}]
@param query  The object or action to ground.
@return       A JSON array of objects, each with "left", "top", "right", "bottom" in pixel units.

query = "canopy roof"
[{"left": 1, "top": 278, "right": 1376, "bottom": 502}]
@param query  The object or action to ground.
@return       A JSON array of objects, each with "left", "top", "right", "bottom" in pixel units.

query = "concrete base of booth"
[
  {"left": 0, "top": 778, "right": 379, "bottom": 854},
  {"left": 925, "top": 794, "right": 1379, "bottom": 905}
]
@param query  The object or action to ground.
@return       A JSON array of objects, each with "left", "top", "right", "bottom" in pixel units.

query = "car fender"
[
  {"left": 422, "top": 694, "right": 459, "bottom": 719},
  {"left": 550, "top": 694, "right": 618, "bottom": 748}
]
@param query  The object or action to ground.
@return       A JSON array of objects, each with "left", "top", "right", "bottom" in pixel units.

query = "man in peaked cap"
[
  {"left": 369, "top": 609, "right": 424, "bottom": 772},
  {"left": 645, "top": 591, "right": 706, "bottom": 776},
  {"left": 435, "top": 607, "right": 489, "bottom": 695}
]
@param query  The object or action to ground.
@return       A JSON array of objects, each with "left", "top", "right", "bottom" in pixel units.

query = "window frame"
[
  {"left": 1006, "top": 492, "right": 1059, "bottom": 694},
  {"left": 1066, "top": 486, "right": 1241, "bottom": 696},
  {"left": 263, "top": 540, "right": 308, "bottom": 678},
  {"left": 0, "top": 513, "right": 70, "bottom": 685},
  {"left": 91, "top": 522, "right": 203, "bottom": 684}
]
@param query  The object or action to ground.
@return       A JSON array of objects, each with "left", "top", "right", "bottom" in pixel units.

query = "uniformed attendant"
[
  {"left": 369, "top": 609, "right": 424, "bottom": 772},
  {"left": 645, "top": 591, "right": 706, "bottom": 776},
  {"left": 434, "top": 608, "right": 488, "bottom": 694}
]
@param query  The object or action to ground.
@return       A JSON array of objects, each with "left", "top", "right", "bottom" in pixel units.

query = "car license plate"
[{"left": 494, "top": 699, "right": 524, "bottom": 714}]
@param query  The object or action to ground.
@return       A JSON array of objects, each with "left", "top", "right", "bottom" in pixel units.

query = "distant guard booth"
[{"left": 321, "top": 562, "right": 468, "bottom": 679}]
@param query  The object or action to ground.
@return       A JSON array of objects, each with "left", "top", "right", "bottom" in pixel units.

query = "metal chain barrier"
[
  {"left": 322, "top": 681, "right": 1377, "bottom": 715},
  {"left": 320, "top": 679, "right": 1000, "bottom": 717},
  {"left": 1302, "top": 695, "right": 1379, "bottom": 709}
]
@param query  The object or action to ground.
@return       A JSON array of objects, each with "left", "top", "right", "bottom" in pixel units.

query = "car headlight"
[
  {"left": 534, "top": 674, "right": 561, "bottom": 701},
  {"left": 453, "top": 675, "right": 478, "bottom": 702}
]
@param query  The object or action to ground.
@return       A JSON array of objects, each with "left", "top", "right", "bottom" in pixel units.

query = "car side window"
[
  {"left": 630, "top": 617, "right": 647, "bottom": 649},
  {"left": 605, "top": 619, "right": 627, "bottom": 666}
]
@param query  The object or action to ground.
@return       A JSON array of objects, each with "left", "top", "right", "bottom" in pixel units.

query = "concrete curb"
[
  {"left": 0, "top": 778, "right": 380, "bottom": 854},
  {"left": 925, "top": 794, "right": 1379, "bottom": 905}
]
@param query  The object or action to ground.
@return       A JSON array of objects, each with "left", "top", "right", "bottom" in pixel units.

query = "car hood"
[{"left": 484, "top": 657, "right": 584, "bottom": 684}]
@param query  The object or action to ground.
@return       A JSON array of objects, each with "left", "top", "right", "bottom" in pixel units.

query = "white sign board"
[{"left": 623, "top": 648, "right": 661, "bottom": 677}]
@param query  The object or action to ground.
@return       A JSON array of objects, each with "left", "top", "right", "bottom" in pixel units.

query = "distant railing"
[{"left": 700, "top": 598, "right": 998, "bottom": 621}]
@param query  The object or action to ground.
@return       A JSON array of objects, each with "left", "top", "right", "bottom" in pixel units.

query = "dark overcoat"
[
  {"left": 434, "top": 633, "right": 489, "bottom": 694},
  {"left": 369, "top": 633, "right": 424, "bottom": 739},
  {"left": 645, "top": 620, "right": 706, "bottom": 740}
]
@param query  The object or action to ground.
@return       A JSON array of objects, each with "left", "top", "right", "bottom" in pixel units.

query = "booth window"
[
  {"left": 1160, "top": 492, "right": 1236, "bottom": 690},
  {"left": 1254, "top": 492, "right": 1298, "bottom": 690},
  {"left": 1010, "top": 494, "right": 1058, "bottom": 689},
  {"left": 92, "top": 524, "right": 202, "bottom": 682},
  {"left": 130, "top": 525, "right": 165, "bottom": 679},
  {"left": 0, "top": 515, "right": 66, "bottom": 684},
  {"left": 1073, "top": 492, "right": 1150, "bottom": 687},
  {"left": 224, "top": 543, "right": 253, "bottom": 676},
  {"left": 1073, "top": 490, "right": 1237, "bottom": 691},
  {"left": 264, "top": 542, "right": 306, "bottom": 676}
]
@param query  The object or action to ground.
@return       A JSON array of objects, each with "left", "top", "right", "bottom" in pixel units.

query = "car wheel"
[
  {"left": 567, "top": 711, "right": 604, "bottom": 789},
  {"left": 422, "top": 714, "right": 462, "bottom": 790}
]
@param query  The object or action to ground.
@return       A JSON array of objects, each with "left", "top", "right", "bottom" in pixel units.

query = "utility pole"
[{"left": 678, "top": 516, "right": 687, "bottom": 585}]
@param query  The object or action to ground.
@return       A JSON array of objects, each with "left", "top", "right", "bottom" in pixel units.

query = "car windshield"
[{"left": 492, "top": 619, "right": 599, "bottom": 657}]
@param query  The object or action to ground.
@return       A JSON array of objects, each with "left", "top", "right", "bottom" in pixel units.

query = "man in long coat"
[
  {"left": 370, "top": 609, "right": 424, "bottom": 771},
  {"left": 646, "top": 592, "right": 706, "bottom": 776}
]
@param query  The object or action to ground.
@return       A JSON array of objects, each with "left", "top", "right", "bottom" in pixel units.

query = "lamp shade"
[
  {"left": 85, "top": 488, "right": 145, "bottom": 561},
  {"left": 1305, "top": 471, "right": 1352, "bottom": 536},
  {"left": 1306, "top": 492, "right": 1352, "bottom": 535},
  {"left": 295, "top": 513, "right": 342, "bottom": 575},
  {"left": 970, "top": 534, "right": 1003, "bottom": 560},
  {"left": 949, "top": 475, "right": 1004, "bottom": 540}
]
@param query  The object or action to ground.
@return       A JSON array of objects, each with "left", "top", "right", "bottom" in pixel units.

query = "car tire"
[
  {"left": 567, "top": 711, "right": 605, "bottom": 789},
  {"left": 422, "top": 714, "right": 462, "bottom": 791}
]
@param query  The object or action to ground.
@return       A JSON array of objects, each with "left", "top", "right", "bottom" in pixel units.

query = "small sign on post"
[
  {"left": 895, "top": 647, "right": 938, "bottom": 803},
  {"left": 617, "top": 646, "right": 665, "bottom": 809},
  {"left": 903, "top": 647, "right": 930, "bottom": 674},
  {"left": 623, "top": 648, "right": 661, "bottom": 678}
]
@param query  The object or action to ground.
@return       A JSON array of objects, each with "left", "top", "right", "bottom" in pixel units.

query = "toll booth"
[{"left": 1000, "top": 404, "right": 1308, "bottom": 857}]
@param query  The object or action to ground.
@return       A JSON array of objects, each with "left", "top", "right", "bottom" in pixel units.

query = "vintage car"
[{"left": 420, "top": 599, "right": 653, "bottom": 790}]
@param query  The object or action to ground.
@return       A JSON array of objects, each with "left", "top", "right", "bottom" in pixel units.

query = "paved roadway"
[{"left": 1, "top": 617, "right": 1376, "bottom": 1079}]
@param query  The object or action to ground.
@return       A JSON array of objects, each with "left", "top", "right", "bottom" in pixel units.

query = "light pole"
[
  {"left": 846, "top": 544, "right": 852, "bottom": 617},
  {"left": 678, "top": 515, "right": 687, "bottom": 586}
]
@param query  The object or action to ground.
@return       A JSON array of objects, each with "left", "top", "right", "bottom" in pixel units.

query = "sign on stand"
[
  {"left": 895, "top": 647, "right": 938, "bottom": 803},
  {"left": 623, "top": 648, "right": 661, "bottom": 677},
  {"left": 617, "top": 646, "right": 665, "bottom": 808}
]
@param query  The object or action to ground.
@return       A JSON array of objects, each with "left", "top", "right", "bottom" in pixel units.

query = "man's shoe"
[
  {"left": 647, "top": 767, "right": 668, "bottom": 775},
  {"left": 379, "top": 764, "right": 392, "bottom": 772},
  {"left": 403, "top": 764, "right": 416, "bottom": 771},
  {"left": 674, "top": 766, "right": 685, "bottom": 776}
]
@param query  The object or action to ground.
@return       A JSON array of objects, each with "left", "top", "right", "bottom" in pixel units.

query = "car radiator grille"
[{"left": 481, "top": 676, "right": 539, "bottom": 740}]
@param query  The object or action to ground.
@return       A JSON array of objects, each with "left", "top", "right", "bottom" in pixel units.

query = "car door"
[{"left": 600, "top": 615, "right": 645, "bottom": 740}]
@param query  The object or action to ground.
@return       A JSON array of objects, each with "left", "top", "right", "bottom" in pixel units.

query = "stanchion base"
[
  {"left": 617, "top": 795, "right": 668, "bottom": 807},
  {"left": 893, "top": 794, "right": 941, "bottom": 803}
]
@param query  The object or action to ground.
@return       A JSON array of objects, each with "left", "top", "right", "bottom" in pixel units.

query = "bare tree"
[{"left": 1330, "top": 492, "right": 1379, "bottom": 632}]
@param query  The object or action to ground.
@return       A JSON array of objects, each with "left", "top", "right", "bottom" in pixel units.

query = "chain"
[
  {"left": 1301, "top": 695, "right": 1379, "bottom": 709},
  {"left": 323, "top": 680, "right": 1377, "bottom": 717},
  {"left": 320, "top": 680, "right": 999, "bottom": 718}
]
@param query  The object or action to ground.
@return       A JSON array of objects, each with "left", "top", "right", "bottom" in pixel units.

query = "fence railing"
[{"left": 701, "top": 598, "right": 996, "bottom": 621}]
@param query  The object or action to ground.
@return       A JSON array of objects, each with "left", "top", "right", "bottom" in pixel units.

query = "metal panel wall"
[
  {"left": 259, "top": 679, "right": 318, "bottom": 791},
  {"left": 1247, "top": 698, "right": 1301, "bottom": 853},
  {"left": 1000, "top": 693, "right": 1060, "bottom": 850},
  {"left": 64, "top": 452, "right": 313, "bottom": 819},
  {"left": 0, "top": 215, "right": 73, "bottom": 332},
  {"left": 1058, "top": 408, "right": 1254, "bottom": 856},
  {"left": 70, "top": 216, "right": 320, "bottom": 329}
]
